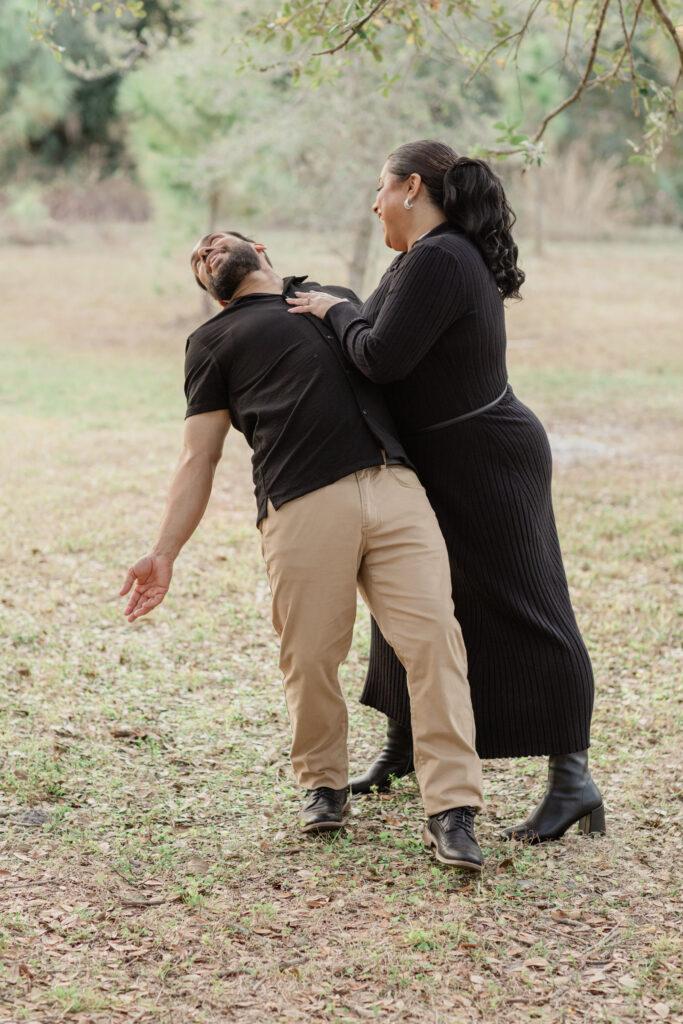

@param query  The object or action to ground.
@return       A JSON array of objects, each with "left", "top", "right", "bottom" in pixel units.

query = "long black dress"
[{"left": 325, "top": 223, "right": 594, "bottom": 758}]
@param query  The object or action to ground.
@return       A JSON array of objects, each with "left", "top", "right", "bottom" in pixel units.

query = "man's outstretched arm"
[{"left": 120, "top": 409, "right": 231, "bottom": 622}]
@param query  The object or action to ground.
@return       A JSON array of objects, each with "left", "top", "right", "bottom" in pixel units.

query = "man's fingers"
[
  {"left": 126, "top": 589, "right": 166, "bottom": 622},
  {"left": 120, "top": 568, "right": 136, "bottom": 596}
]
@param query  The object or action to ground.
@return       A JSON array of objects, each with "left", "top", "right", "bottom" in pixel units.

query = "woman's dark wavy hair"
[{"left": 387, "top": 140, "right": 525, "bottom": 300}]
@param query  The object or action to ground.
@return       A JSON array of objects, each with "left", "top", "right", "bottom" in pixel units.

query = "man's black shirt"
[{"left": 184, "top": 276, "right": 409, "bottom": 523}]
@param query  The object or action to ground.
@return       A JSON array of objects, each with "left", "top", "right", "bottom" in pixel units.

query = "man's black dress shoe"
[
  {"left": 423, "top": 806, "right": 483, "bottom": 871},
  {"left": 503, "top": 750, "right": 606, "bottom": 843},
  {"left": 349, "top": 717, "right": 414, "bottom": 794},
  {"left": 300, "top": 786, "right": 351, "bottom": 833}
]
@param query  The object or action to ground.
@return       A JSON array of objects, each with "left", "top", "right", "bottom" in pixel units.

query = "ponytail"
[
  {"left": 442, "top": 158, "right": 525, "bottom": 300},
  {"left": 387, "top": 140, "right": 525, "bottom": 300}
]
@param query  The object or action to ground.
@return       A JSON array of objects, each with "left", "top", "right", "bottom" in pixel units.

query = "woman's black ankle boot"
[
  {"left": 503, "top": 750, "right": 606, "bottom": 843},
  {"left": 349, "top": 717, "right": 414, "bottom": 794}
]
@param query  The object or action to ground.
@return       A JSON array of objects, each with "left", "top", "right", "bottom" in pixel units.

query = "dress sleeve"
[
  {"left": 324, "top": 244, "right": 467, "bottom": 383},
  {"left": 184, "top": 335, "right": 230, "bottom": 418},
  {"left": 321, "top": 284, "right": 361, "bottom": 306}
]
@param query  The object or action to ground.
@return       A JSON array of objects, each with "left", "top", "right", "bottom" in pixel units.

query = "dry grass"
[{"left": 0, "top": 226, "right": 681, "bottom": 1024}]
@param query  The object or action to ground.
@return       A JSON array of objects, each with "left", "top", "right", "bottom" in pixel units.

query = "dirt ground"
[{"left": 0, "top": 227, "right": 681, "bottom": 1023}]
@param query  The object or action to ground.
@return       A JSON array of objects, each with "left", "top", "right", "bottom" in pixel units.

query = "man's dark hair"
[{"left": 193, "top": 230, "right": 272, "bottom": 291}]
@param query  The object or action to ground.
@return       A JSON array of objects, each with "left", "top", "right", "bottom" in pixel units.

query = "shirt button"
[{"left": 361, "top": 409, "right": 368, "bottom": 415}]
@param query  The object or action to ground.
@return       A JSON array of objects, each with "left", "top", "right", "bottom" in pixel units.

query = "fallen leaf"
[
  {"left": 51, "top": 725, "right": 79, "bottom": 738},
  {"left": 15, "top": 808, "right": 50, "bottom": 828},
  {"left": 305, "top": 894, "right": 330, "bottom": 908},
  {"left": 551, "top": 908, "right": 582, "bottom": 922},
  {"left": 119, "top": 896, "right": 167, "bottom": 908},
  {"left": 652, "top": 1003, "right": 670, "bottom": 1019},
  {"left": 495, "top": 857, "right": 515, "bottom": 872},
  {"left": 185, "top": 857, "right": 211, "bottom": 875},
  {"left": 524, "top": 958, "right": 550, "bottom": 970}
]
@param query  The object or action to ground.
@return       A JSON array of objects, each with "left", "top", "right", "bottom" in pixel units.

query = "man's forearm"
[{"left": 151, "top": 450, "right": 219, "bottom": 561}]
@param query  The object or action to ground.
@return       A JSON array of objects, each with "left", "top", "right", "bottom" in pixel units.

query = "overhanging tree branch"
[
  {"left": 312, "top": 0, "right": 392, "bottom": 57},
  {"left": 650, "top": 0, "right": 683, "bottom": 65},
  {"left": 532, "top": 0, "right": 613, "bottom": 144},
  {"left": 32, "top": 0, "right": 683, "bottom": 163},
  {"left": 463, "top": 0, "right": 543, "bottom": 89}
]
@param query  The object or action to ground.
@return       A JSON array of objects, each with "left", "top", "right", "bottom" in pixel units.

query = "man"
[{"left": 120, "top": 230, "right": 485, "bottom": 870}]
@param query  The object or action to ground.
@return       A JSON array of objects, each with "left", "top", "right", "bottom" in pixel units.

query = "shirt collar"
[
  {"left": 413, "top": 221, "right": 452, "bottom": 246},
  {"left": 282, "top": 274, "right": 309, "bottom": 294}
]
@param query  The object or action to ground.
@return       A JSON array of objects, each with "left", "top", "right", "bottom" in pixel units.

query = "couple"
[{"left": 120, "top": 139, "right": 605, "bottom": 871}]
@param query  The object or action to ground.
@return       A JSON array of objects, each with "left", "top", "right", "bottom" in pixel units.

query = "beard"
[{"left": 207, "top": 242, "right": 262, "bottom": 301}]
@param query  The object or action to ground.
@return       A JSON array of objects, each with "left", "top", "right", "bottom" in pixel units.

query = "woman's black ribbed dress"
[{"left": 325, "top": 223, "right": 594, "bottom": 758}]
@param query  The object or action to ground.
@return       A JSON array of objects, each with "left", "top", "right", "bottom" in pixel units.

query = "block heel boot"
[
  {"left": 503, "top": 749, "right": 606, "bottom": 843},
  {"left": 349, "top": 717, "right": 414, "bottom": 795}
]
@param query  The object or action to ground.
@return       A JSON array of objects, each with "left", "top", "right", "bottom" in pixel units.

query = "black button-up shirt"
[{"left": 184, "top": 276, "right": 409, "bottom": 523}]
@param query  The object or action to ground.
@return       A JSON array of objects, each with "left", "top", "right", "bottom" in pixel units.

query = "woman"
[{"left": 287, "top": 139, "right": 604, "bottom": 842}]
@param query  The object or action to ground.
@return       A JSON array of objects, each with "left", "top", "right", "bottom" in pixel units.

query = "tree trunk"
[
  {"left": 533, "top": 168, "right": 544, "bottom": 257},
  {"left": 347, "top": 199, "right": 375, "bottom": 299},
  {"left": 207, "top": 185, "right": 221, "bottom": 233},
  {"left": 200, "top": 184, "right": 222, "bottom": 318}
]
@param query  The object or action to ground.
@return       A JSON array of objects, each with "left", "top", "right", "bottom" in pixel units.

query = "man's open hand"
[{"left": 120, "top": 555, "right": 174, "bottom": 623}]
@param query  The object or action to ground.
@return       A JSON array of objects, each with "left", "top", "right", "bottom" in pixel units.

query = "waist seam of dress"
[{"left": 413, "top": 383, "right": 509, "bottom": 434}]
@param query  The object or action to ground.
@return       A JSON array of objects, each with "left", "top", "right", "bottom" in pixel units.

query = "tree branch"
[
  {"left": 649, "top": 0, "right": 683, "bottom": 67},
  {"left": 311, "top": 0, "right": 391, "bottom": 57},
  {"left": 463, "top": 1, "right": 542, "bottom": 88},
  {"left": 562, "top": 1, "right": 580, "bottom": 65},
  {"left": 63, "top": 42, "right": 147, "bottom": 81},
  {"left": 532, "top": 0, "right": 613, "bottom": 144}
]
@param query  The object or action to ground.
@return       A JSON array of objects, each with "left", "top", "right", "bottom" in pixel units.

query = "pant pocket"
[{"left": 388, "top": 465, "right": 422, "bottom": 489}]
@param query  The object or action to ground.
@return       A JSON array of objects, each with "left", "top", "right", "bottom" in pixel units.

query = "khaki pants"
[{"left": 259, "top": 464, "right": 484, "bottom": 816}]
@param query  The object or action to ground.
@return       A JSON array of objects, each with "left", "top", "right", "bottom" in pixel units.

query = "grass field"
[{"left": 0, "top": 226, "right": 681, "bottom": 1024}]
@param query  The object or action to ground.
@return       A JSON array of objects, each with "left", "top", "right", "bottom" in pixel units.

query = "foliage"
[
  {"left": 30, "top": 1, "right": 189, "bottom": 72},
  {"left": 9, "top": 0, "right": 683, "bottom": 234},
  {"left": 30, "top": 3, "right": 683, "bottom": 165},
  {"left": 118, "top": 4, "right": 509, "bottom": 285},
  {"left": 242, "top": 0, "right": 683, "bottom": 164},
  {"left": 0, "top": 0, "right": 76, "bottom": 172},
  {"left": 0, "top": 0, "right": 190, "bottom": 176}
]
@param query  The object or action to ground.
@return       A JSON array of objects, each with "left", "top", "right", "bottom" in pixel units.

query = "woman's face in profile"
[{"left": 372, "top": 161, "right": 412, "bottom": 252}]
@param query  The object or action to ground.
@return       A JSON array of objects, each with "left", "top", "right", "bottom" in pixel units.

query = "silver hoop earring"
[{"left": 404, "top": 198, "right": 414, "bottom": 210}]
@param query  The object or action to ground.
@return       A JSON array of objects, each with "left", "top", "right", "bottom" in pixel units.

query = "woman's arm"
[{"left": 290, "top": 244, "right": 468, "bottom": 383}]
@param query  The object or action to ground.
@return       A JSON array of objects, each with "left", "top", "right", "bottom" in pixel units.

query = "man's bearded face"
[{"left": 206, "top": 241, "right": 262, "bottom": 301}]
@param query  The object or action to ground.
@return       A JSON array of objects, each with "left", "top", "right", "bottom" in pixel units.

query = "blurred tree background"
[{"left": 2, "top": 0, "right": 681, "bottom": 288}]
